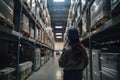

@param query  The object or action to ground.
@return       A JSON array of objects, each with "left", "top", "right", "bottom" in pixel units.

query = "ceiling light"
[
  {"left": 55, "top": 26, "right": 63, "bottom": 29},
  {"left": 54, "top": 0, "right": 64, "bottom": 2},
  {"left": 56, "top": 36, "right": 62, "bottom": 38},
  {"left": 56, "top": 33, "right": 62, "bottom": 35}
]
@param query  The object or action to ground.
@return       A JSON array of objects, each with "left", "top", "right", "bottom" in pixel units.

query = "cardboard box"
[
  {"left": 21, "top": 14, "right": 30, "bottom": 36},
  {"left": 90, "top": 0, "right": 111, "bottom": 28},
  {"left": 0, "top": 0, "right": 14, "bottom": 25}
]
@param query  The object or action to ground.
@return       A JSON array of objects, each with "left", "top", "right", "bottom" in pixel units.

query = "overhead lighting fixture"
[
  {"left": 55, "top": 26, "right": 63, "bottom": 29},
  {"left": 54, "top": 0, "right": 64, "bottom": 2},
  {"left": 56, "top": 36, "right": 62, "bottom": 38},
  {"left": 56, "top": 33, "right": 62, "bottom": 35}
]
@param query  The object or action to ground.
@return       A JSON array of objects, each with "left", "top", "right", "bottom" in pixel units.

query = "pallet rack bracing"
[
  {"left": 0, "top": 0, "right": 54, "bottom": 80},
  {"left": 68, "top": 0, "right": 120, "bottom": 80}
]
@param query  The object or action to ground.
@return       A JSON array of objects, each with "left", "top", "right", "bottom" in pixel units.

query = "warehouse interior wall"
[{"left": 54, "top": 42, "right": 64, "bottom": 50}]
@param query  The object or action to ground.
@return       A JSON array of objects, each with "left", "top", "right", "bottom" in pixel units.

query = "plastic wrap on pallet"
[
  {"left": 82, "top": 10, "right": 88, "bottom": 37},
  {"left": 90, "top": 0, "right": 111, "bottom": 28},
  {"left": 22, "top": 0, "right": 32, "bottom": 9},
  {"left": 21, "top": 14, "right": 30, "bottom": 36},
  {"left": 0, "top": 68, "right": 15, "bottom": 80},
  {"left": 111, "top": 0, "right": 120, "bottom": 17},
  {"left": 100, "top": 52, "right": 120, "bottom": 80},
  {"left": 92, "top": 50, "right": 101, "bottom": 80},
  {"left": 19, "top": 61, "right": 32, "bottom": 80},
  {"left": 35, "top": 48, "right": 41, "bottom": 70},
  {"left": 111, "top": 0, "right": 120, "bottom": 10},
  {"left": 41, "top": 57, "right": 45, "bottom": 65},
  {"left": 0, "top": 0, "right": 14, "bottom": 25}
]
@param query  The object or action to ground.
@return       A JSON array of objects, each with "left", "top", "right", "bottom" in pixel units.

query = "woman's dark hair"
[{"left": 69, "top": 39, "right": 84, "bottom": 61}]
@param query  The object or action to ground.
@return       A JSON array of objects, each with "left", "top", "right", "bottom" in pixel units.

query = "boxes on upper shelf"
[
  {"left": 0, "top": 0, "right": 14, "bottom": 29},
  {"left": 21, "top": 14, "right": 30, "bottom": 37},
  {"left": 111, "top": 0, "right": 120, "bottom": 17},
  {"left": 29, "top": 21, "right": 35, "bottom": 39},
  {"left": 90, "top": 0, "right": 111, "bottom": 30}
]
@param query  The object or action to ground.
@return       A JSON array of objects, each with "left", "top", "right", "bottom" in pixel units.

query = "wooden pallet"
[
  {"left": 91, "top": 17, "right": 110, "bottom": 31},
  {"left": 0, "top": 17, "right": 14, "bottom": 29}
]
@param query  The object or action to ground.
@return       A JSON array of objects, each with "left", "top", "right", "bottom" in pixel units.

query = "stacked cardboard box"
[
  {"left": 90, "top": 0, "right": 111, "bottom": 29},
  {"left": 111, "top": 0, "right": 120, "bottom": 17},
  {"left": 21, "top": 14, "right": 30, "bottom": 37},
  {"left": 0, "top": 0, "right": 14, "bottom": 28}
]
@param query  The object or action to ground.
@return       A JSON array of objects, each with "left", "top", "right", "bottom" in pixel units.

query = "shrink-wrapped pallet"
[
  {"left": 90, "top": 0, "right": 111, "bottom": 29},
  {"left": 100, "top": 52, "right": 120, "bottom": 80},
  {"left": 111, "top": 0, "right": 120, "bottom": 17},
  {"left": 0, "top": 0, "right": 14, "bottom": 28},
  {"left": 0, "top": 68, "right": 15, "bottom": 80},
  {"left": 19, "top": 61, "right": 32, "bottom": 80},
  {"left": 92, "top": 50, "right": 101, "bottom": 80},
  {"left": 34, "top": 48, "right": 41, "bottom": 70}
]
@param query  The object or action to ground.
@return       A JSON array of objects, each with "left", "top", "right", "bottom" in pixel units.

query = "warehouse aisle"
[{"left": 27, "top": 55, "right": 63, "bottom": 80}]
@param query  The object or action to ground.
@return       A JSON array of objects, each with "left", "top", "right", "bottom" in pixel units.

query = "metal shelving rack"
[
  {"left": 73, "top": 0, "right": 120, "bottom": 80},
  {"left": 0, "top": 0, "right": 54, "bottom": 80}
]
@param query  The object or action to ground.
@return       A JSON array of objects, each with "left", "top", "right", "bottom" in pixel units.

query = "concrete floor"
[{"left": 27, "top": 55, "right": 63, "bottom": 80}]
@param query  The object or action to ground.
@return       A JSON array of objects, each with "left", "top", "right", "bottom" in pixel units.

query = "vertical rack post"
[
  {"left": 87, "top": 2, "right": 93, "bottom": 80},
  {"left": 16, "top": 1, "right": 23, "bottom": 80},
  {"left": 33, "top": 23, "right": 36, "bottom": 71}
]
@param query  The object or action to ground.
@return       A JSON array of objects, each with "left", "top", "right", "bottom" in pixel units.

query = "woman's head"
[{"left": 67, "top": 26, "right": 80, "bottom": 40}]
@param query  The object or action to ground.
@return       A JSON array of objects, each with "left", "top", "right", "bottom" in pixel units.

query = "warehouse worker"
[{"left": 58, "top": 26, "right": 88, "bottom": 80}]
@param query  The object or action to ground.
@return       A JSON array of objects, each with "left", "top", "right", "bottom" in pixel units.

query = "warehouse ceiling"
[{"left": 47, "top": 0, "right": 71, "bottom": 42}]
